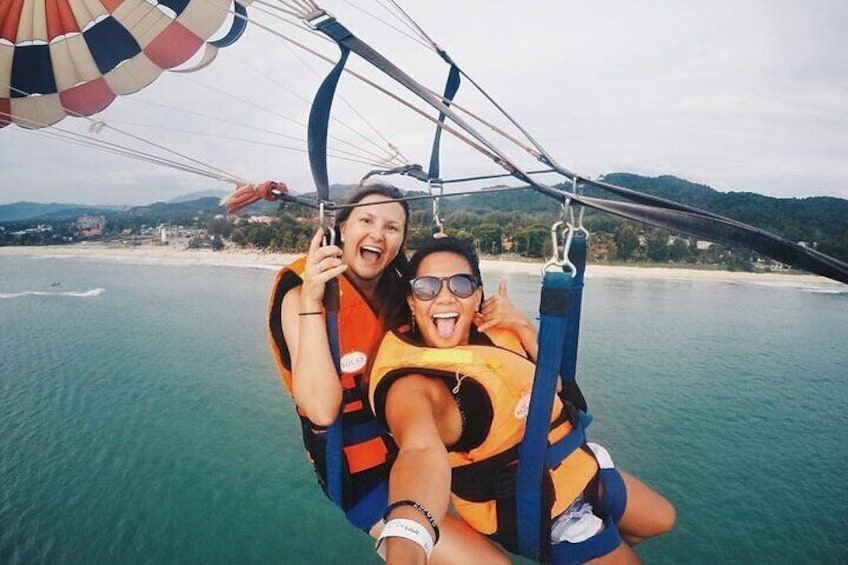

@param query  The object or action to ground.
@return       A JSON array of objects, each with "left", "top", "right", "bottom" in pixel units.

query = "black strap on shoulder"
[
  {"left": 427, "top": 62, "right": 461, "bottom": 181},
  {"left": 559, "top": 233, "right": 588, "bottom": 412},
  {"left": 307, "top": 18, "right": 352, "bottom": 203}
]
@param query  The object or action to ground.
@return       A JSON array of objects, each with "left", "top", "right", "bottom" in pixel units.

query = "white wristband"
[{"left": 375, "top": 518, "right": 434, "bottom": 561}]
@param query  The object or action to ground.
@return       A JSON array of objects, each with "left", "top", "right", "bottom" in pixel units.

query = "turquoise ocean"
[{"left": 1, "top": 253, "right": 846, "bottom": 564}]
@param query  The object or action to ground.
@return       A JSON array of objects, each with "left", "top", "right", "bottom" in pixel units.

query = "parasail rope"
[
  {"left": 236, "top": 6, "right": 507, "bottom": 165},
  {"left": 251, "top": 0, "right": 411, "bottom": 164}
]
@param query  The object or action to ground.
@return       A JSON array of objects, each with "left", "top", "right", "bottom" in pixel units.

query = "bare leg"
[
  {"left": 614, "top": 471, "right": 676, "bottom": 546},
  {"left": 370, "top": 513, "right": 510, "bottom": 565},
  {"left": 587, "top": 542, "right": 641, "bottom": 564}
]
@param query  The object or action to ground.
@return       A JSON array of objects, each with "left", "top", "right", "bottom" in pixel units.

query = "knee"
[{"left": 655, "top": 499, "right": 676, "bottom": 535}]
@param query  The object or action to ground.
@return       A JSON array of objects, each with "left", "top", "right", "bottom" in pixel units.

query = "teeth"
[
  {"left": 361, "top": 245, "right": 382, "bottom": 255},
  {"left": 432, "top": 312, "right": 459, "bottom": 319}
]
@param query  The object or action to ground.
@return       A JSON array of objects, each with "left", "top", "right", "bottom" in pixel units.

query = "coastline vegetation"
[{"left": 2, "top": 174, "right": 846, "bottom": 274}]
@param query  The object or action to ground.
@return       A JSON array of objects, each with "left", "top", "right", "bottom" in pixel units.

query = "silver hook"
[
  {"left": 569, "top": 177, "right": 589, "bottom": 237},
  {"left": 542, "top": 201, "right": 576, "bottom": 276},
  {"left": 429, "top": 179, "right": 445, "bottom": 236}
]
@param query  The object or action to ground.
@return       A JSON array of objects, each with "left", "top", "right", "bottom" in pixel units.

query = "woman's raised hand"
[
  {"left": 477, "top": 279, "right": 538, "bottom": 360},
  {"left": 300, "top": 228, "right": 347, "bottom": 309},
  {"left": 477, "top": 279, "right": 525, "bottom": 332}
]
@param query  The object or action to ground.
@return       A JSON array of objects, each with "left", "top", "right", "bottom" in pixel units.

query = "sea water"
[{"left": 1, "top": 253, "right": 846, "bottom": 564}]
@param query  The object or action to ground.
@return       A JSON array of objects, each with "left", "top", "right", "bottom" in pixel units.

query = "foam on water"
[{"left": 0, "top": 288, "right": 106, "bottom": 299}]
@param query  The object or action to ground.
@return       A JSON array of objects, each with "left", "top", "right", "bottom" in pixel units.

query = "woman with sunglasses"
[
  {"left": 268, "top": 185, "right": 510, "bottom": 563},
  {"left": 368, "top": 237, "right": 675, "bottom": 564}
]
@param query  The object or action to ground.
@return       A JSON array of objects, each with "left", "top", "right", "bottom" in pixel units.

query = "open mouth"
[
  {"left": 432, "top": 312, "right": 459, "bottom": 339},
  {"left": 360, "top": 245, "right": 383, "bottom": 262}
]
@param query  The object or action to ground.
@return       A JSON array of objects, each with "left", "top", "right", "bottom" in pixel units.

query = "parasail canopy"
[{"left": 0, "top": 0, "right": 248, "bottom": 129}]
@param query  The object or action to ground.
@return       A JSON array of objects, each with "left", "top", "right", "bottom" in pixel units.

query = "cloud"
[{"left": 2, "top": 0, "right": 846, "bottom": 205}]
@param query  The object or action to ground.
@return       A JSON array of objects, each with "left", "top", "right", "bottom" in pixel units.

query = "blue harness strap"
[
  {"left": 305, "top": 17, "right": 354, "bottom": 510},
  {"left": 427, "top": 63, "right": 461, "bottom": 181},
  {"left": 559, "top": 233, "right": 589, "bottom": 414},
  {"left": 306, "top": 18, "right": 351, "bottom": 203},
  {"left": 517, "top": 235, "right": 592, "bottom": 562},
  {"left": 517, "top": 270, "right": 572, "bottom": 561},
  {"left": 322, "top": 287, "right": 344, "bottom": 508}
]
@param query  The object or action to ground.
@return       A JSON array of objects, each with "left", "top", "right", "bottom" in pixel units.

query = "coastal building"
[{"left": 76, "top": 215, "right": 106, "bottom": 239}]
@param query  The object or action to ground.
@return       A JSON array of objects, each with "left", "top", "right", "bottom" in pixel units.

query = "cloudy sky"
[{"left": 2, "top": 0, "right": 846, "bottom": 206}]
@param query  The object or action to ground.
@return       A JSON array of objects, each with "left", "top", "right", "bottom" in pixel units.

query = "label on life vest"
[
  {"left": 514, "top": 391, "right": 532, "bottom": 419},
  {"left": 340, "top": 351, "right": 368, "bottom": 374}
]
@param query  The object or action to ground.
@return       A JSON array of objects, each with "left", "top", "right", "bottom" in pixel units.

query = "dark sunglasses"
[{"left": 409, "top": 274, "right": 479, "bottom": 301}]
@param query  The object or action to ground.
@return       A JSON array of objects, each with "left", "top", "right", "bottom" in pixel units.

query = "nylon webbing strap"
[
  {"left": 560, "top": 233, "right": 588, "bottom": 411},
  {"left": 307, "top": 18, "right": 352, "bottom": 202},
  {"left": 323, "top": 290, "right": 344, "bottom": 507},
  {"left": 306, "top": 17, "right": 355, "bottom": 509},
  {"left": 516, "top": 271, "right": 572, "bottom": 561},
  {"left": 428, "top": 64, "right": 460, "bottom": 180}
]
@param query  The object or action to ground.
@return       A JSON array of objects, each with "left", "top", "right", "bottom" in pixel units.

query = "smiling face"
[
  {"left": 407, "top": 250, "right": 483, "bottom": 348},
  {"left": 338, "top": 194, "right": 406, "bottom": 288}
]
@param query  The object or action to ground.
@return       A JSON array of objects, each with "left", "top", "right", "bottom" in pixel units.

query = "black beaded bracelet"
[{"left": 383, "top": 499, "right": 440, "bottom": 544}]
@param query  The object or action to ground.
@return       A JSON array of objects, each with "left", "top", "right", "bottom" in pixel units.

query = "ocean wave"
[{"left": 0, "top": 288, "right": 106, "bottom": 299}]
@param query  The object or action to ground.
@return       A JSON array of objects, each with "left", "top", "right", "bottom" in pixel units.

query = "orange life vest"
[
  {"left": 268, "top": 256, "right": 396, "bottom": 529},
  {"left": 369, "top": 329, "right": 598, "bottom": 546}
]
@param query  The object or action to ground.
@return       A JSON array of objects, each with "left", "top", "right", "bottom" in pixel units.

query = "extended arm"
[
  {"left": 381, "top": 374, "right": 462, "bottom": 565},
  {"left": 281, "top": 229, "right": 348, "bottom": 425}
]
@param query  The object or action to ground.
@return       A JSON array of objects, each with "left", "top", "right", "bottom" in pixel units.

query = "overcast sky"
[{"left": 2, "top": 0, "right": 846, "bottom": 206}]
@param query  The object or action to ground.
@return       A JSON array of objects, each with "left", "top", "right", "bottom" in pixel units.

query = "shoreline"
[{"left": 1, "top": 243, "right": 842, "bottom": 288}]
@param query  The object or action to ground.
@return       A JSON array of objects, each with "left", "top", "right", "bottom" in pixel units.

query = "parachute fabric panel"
[{"left": 0, "top": 0, "right": 244, "bottom": 129}]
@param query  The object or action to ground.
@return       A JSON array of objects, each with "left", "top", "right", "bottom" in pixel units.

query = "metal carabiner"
[
  {"left": 542, "top": 209, "right": 576, "bottom": 276},
  {"left": 568, "top": 177, "right": 589, "bottom": 238},
  {"left": 429, "top": 178, "right": 445, "bottom": 236}
]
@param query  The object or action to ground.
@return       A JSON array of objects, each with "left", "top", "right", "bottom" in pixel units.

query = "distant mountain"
[
  {"left": 168, "top": 190, "right": 230, "bottom": 203},
  {"left": 125, "top": 197, "right": 226, "bottom": 217},
  {"left": 0, "top": 201, "right": 122, "bottom": 223},
  {"left": 3, "top": 175, "right": 846, "bottom": 247}
]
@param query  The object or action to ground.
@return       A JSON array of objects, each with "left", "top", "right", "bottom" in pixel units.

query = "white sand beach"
[{"left": 1, "top": 243, "right": 843, "bottom": 290}]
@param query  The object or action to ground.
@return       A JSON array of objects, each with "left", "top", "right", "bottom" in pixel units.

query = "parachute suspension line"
[
  {"left": 191, "top": 80, "right": 394, "bottom": 167},
  {"left": 336, "top": 0, "right": 433, "bottom": 50},
  {"left": 440, "top": 168, "right": 556, "bottom": 185},
  {"left": 299, "top": 5, "right": 569, "bottom": 204},
  {"left": 289, "top": 6, "right": 848, "bottom": 284},
  {"left": 95, "top": 121, "right": 248, "bottom": 184},
  {"left": 231, "top": 2, "right": 409, "bottom": 166},
  {"left": 239, "top": 6, "right": 506, "bottom": 168},
  {"left": 361, "top": 3, "right": 738, "bottom": 218},
  {"left": 4, "top": 86, "right": 247, "bottom": 185},
  {"left": 102, "top": 118, "right": 381, "bottom": 168},
  {"left": 236, "top": 57, "right": 406, "bottom": 165},
  {"left": 22, "top": 127, "right": 240, "bottom": 183},
  {"left": 381, "top": 0, "right": 446, "bottom": 56}
]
